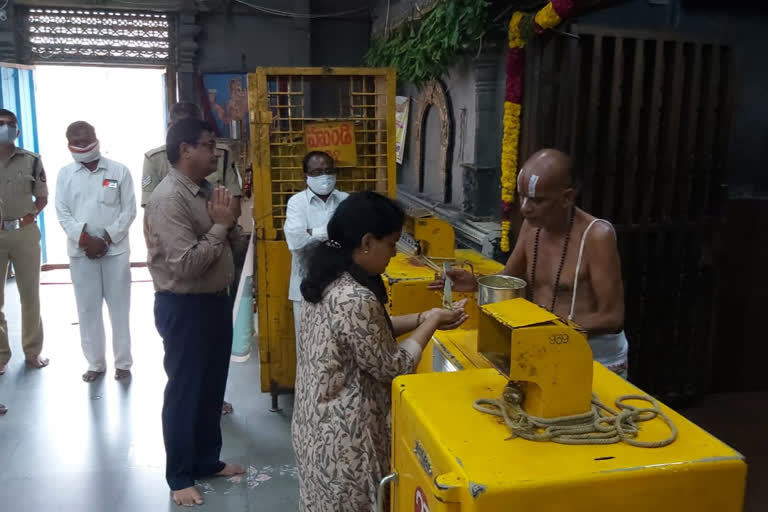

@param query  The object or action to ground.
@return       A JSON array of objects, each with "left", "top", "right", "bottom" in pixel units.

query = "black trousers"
[{"left": 154, "top": 291, "right": 233, "bottom": 490}]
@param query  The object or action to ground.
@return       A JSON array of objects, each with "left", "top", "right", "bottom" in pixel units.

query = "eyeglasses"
[
  {"left": 0, "top": 121, "right": 17, "bottom": 128},
  {"left": 305, "top": 168, "right": 337, "bottom": 177},
  {"left": 194, "top": 140, "right": 216, "bottom": 151}
]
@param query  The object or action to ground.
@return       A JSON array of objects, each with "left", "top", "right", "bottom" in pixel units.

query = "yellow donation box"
[
  {"left": 388, "top": 298, "right": 747, "bottom": 511},
  {"left": 477, "top": 298, "right": 593, "bottom": 418},
  {"left": 391, "top": 368, "right": 746, "bottom": 511},
  {"left": 382, "top": 209, "right": 503, "bottom": 373}
]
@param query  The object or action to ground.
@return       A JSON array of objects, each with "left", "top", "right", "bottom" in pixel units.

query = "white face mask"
[
  {"left": 0, "top": 124, "right": 18, "bottom": 144},
  {"left": 307, "top": 174, "right": 336, "bottom": 196},
  {"left": 69, "top": 141, "right": 101, "bottom": 163}
]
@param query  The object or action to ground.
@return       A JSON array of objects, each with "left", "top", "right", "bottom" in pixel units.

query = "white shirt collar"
[{"left": 75, "top": 158, "right": 107, "bottom": 174}]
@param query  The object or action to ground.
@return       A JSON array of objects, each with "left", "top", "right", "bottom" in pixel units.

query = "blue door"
[{"left": 0, "top": 65, "right": 46, "bottom": 263}]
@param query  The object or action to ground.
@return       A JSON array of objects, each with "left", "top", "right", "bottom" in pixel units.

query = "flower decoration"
[{"left": 498, "top": 1, "right": 575, "bottom": 252}]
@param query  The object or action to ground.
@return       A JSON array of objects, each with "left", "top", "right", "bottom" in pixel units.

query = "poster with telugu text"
[{"left": 305, "top": 121, "right": 358, "bottom": 167}]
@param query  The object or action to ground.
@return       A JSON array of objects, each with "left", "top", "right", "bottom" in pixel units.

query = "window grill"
[{"left": 19, "top": 7, "right": 173, "bottom": 65}]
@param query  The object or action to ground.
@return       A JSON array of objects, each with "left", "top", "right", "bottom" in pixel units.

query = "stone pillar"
[
  {"left": 0, "top": 1, "right": 19, "bottom": 63},
  {"left": 462, "top": 51, "right": 501, "bottom": 219},
  {"left": 176, "top": 12, "right": 200, "bottom": 102}
]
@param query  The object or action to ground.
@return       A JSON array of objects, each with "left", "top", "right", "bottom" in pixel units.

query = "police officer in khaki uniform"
[
  {"left": 141, "top": 102, "right": 242, "bottom": 214},
  {"left": 141, "top": 102, "right": 242, "bottom": 415},
  {"left": 0, "top": 109, "right": 49, "bottom": 376}
]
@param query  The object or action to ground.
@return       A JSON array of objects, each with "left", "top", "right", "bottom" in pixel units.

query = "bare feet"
[
  {"left": 0, "top": 403, "right": 6, "bottom": 415},
  {"left": 82, "top": 370, "right": 105, "bottom": 382},
  {"left": 25, "top": 356, "right": 49, "bottom": 369},
  {"left": 171, "top": 486, "right": 203, "bottom": 507},
  {"left": 214, "top": 462, "right": 245, "bottom": 477},
  {"left": 115, "top": 368, "right": 131, "bottom": 380},
  {"left": 0, "top": 361, "right": 7, "bottom": 375},
  {"left": 221, "top": 400, "right": 233, "bottom": 415}
]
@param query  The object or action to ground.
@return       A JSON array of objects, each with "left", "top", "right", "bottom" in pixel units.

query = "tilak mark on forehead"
[{"left": 528, "top": 175, "right": 539, "bottom": 198}]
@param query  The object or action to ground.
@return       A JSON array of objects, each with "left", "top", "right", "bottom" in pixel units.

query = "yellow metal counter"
[
  {"left": 383, "top": 250, "right": 503, "bottom": 374},
  {"left": 391, "top": 365, "right": 747, "bottom": 511},
  {"left": 384, "top": 249, "right": 504, "bottom": 325}
]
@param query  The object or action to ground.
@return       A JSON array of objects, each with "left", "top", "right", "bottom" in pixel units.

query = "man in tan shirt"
[
  {"left": 0, "top": 108, "right": 49, "bottom": 376},
  {"left": 144, "top": 118, "right": 246, "bottom": 506},
  {"left": 143, "top": 101, "right": 242, "bottom": 415},
  {"left": 141, "top": 102, "right": 242, "bottom": 214}
]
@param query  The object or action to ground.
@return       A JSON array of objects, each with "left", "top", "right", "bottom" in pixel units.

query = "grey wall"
[
  {"left": 309, "top": 0, "right": 371, "bottom": 67},
  {"left": 397, "top": 49, "right": 505, "bottom": 220},
  {"left": 196, "top": 2, "right": 312, "bottom": 73},
  {"left": 310, "top": 17, "right": 370, "bottom": 67},
  {"left": 197, "top": 0, "right": 371, "bottom": 72},
  {"left": 576, "top": 0, "right": 768, "bottom": 196},
  {"left": 400, "top": 59, "right": 476, "bottom": 209},
  {"left": 371, "top": 0, "right": 439, "bottom": 36}
]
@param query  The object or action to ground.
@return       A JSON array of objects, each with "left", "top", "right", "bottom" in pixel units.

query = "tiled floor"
[
  {"left": 0, "top": 278, "right": 297, "bottom": 511},
  {"left": 0, "top": 277, "right": 764, "bottom": 511}
]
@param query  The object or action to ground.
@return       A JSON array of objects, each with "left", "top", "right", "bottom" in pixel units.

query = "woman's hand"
[
  {"left": 427, "top": 269, "right": 478, "bottom": 292},
  {"left": 422, "top": 298, "right": 469, "bottom": 330}
]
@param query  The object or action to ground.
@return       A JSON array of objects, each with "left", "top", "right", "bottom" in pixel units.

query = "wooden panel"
[
  {"left": 622, "top": 39, "right": 644, "bottom": 226},
  {"left": 522, "top": 28, "right": 733, "bottom": 402},
  {"left": 554, "top": 35, "right": 573, "bottom": 151},
  {"left": 678, "top": 44, "right": 703, "bottom": 394},
  {"left": 602, "top": 36, "right": 624, "bottom": 220},
  {"left": 630, "top": 39, "right": 663, "bottom": 384},
  {"left": 539, "top": 33, "right": 558, "bottom": 149},
  {"left": 640, "top": 39, "right": 665, "bottom": 225},
  {"left": 581, "top": 35, "right": 603, "bottom": 212},
  {"left": 696, "top": 44, "right": 719, "bottom": 220},
  {"left": 521, "top": 37, "right": 543, "bottom": 161},
  {"left": 566, "top": 35, "right": 584, "bottom": 166}
]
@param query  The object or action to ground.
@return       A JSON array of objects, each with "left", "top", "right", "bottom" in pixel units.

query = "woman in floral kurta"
[{"left": 291, "top": 191, "right": 466, "bottom": 512}]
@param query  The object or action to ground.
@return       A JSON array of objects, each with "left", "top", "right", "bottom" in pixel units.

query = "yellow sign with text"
[{"left": 305, "top": 121, "right": 358, "bottom": 167}]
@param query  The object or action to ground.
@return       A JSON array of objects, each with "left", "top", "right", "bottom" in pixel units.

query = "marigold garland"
[
  {"left": 508, "top": 11, "right": 525, "bottom": 49},
  {"left": 498, "top": 1, "right": 575, "bottom": 253},
  {"left": 534, "top": 3, "right": 561, "bottom": 29},
  {"left": 499, "top": 13, "right": 525, "bottom": 253}
]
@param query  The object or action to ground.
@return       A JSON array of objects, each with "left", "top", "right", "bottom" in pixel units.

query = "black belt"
[{"left": 157, "top": 288, "right": 229, "bottom": 297}]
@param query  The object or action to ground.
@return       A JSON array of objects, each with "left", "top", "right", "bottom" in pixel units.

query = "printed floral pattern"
[{"left": 291, "top": 273, "right": 416, "bottom": 512}]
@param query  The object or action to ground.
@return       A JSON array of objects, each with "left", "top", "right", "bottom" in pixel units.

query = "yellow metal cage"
[
  {"left": 248, "top": 67, "right": 397, "bottom": 406},
  {"left": 249, "top": 67, "right": 397, "bottom": 240}
]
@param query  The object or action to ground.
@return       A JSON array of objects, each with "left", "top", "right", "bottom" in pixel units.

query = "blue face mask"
[{"left": 0, "top": 124, "right": 18, "bottom": 144}]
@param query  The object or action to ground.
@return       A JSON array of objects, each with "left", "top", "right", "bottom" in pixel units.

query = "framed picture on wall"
[{"left": 201, "top": 73, "right": 249, "bottom": 138}]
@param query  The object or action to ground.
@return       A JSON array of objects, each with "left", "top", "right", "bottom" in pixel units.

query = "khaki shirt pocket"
[{"left": 14, "top": 174, "right": 34, "bottom": 195}]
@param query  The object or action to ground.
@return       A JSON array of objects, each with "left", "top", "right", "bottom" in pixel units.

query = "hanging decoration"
[{"left": 498, "top": 0, "right": 576, "bottom": 252}]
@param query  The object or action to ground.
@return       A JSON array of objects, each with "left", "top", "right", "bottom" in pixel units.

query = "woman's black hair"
[{"left": 300, "top": 191, "right": 405, "bottom": 304}]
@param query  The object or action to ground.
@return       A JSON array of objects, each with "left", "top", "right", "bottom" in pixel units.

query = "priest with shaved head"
[{"left": 430, "top": 149, "right": 628, "bottom": 377}]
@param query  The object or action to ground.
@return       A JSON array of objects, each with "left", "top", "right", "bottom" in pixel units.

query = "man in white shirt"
[
  {"left": 55, "top": 121, "right": 137, "bottom": 382},
  {"left": 284, "top": 151, "right": 348, "bottom": 343}
]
